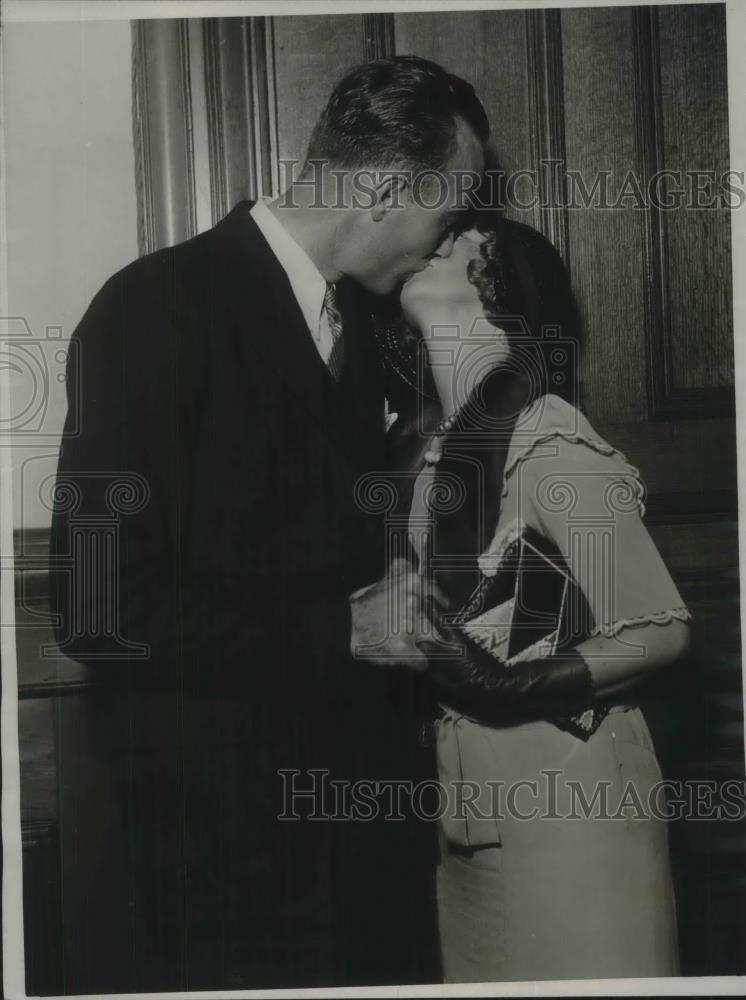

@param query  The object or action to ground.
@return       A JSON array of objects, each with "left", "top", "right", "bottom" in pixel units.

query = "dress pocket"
[
  {"left": 608, "top": 709, "right": 664, "bottom": 808},
  {"left": 435, "top": 713, "right": 503, "bottom": 849},
  {"left": 613, "top": 708, "right": 659, "bottom": 755}
]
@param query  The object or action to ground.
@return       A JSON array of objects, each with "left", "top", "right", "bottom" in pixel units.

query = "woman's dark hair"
[
  {"left": 376, "top": 214, "right": 582, "bottom": 417},
  {"left": 305, "top": 55, "right": 489, "bottom": 173},
  {"left": 466, "top": 214, "right": 581, "bottom": 406}
]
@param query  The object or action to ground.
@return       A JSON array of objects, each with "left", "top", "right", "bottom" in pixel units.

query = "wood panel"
[
  {"left": 561, "top": 7, "right": 648, "bottom": 425},
  {"left": 649, "top": 520, "right": 739, "bottom": 580},
  {"left": 272, "top": 15, "right": 368, "bottom": 179},
  {"left": 362, "top": 12, "right": 395, "bottom": 61},
  {"left": 394, "top": 9, "right": 535, "bottom": 228},
  {"left": 16, "top": 595, "right": 78, "bottom": 995},
  {"left": 640, "top": 552, "right": 745, "bottom": 974},
  {"left": 526, "top": 9, "right": 569, "bottom": 263},
  {"left": 23, "top": 820, "right": 62, "bottom": 995},
  {"left": 596, "top": 416, "right": 737, "bottom": 521},
  {"left": 631, "top": 5, "right": 732, "bottom": 419},
  {"left": 658, "top": 4, "right": 733, "bottom": 392}
]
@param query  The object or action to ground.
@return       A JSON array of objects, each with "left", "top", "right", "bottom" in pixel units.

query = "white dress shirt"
[{"left": 250, "top": 198, "right": 338, "bottom": 367}]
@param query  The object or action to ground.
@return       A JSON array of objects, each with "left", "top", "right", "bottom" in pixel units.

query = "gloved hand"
[{"left": 417, "top": 620, "right": 594, "bottom": 724}]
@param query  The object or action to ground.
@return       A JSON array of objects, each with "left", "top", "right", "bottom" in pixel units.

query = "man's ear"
[{"left": 370, "top": 170, "right": 410, "bottom": 222}]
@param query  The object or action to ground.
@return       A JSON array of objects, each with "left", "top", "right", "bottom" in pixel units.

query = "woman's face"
[{"left": 399, "top": 227, "right": 488, "bottom": 333}]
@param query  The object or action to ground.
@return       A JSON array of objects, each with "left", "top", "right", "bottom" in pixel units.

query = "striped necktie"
[{"left": 324, "top": 282, "right": 345, "bottom": 381}]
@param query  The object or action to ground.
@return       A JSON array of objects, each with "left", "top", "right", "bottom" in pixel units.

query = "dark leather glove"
[{"left": 417, "top": 621, "right": 594, "bottom": 725}]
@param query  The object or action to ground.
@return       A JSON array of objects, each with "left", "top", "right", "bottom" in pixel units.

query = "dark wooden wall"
[{"left": 17, "top": 5, "right": 743, "bottom": 990}]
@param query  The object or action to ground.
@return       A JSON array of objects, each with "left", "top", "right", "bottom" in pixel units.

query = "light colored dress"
[{"left": 409, "top": 394, "right": 689, "bottom": 983}]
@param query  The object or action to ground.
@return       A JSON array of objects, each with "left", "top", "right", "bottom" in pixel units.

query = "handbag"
[{"left": 445, "top": 522, "right": 610, "bottom": 740}]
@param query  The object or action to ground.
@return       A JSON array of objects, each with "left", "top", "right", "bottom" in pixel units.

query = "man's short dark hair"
[{"left": 305, "top": 55, "right": 489, "bottom": 174}]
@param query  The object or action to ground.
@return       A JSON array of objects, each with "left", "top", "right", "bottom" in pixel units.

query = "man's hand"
[
  {"left": 411, "top": 619, "right": 474, "bottom": 685},
  {"left": 349, "top": 558, "right": 448, "bottom": 671}
]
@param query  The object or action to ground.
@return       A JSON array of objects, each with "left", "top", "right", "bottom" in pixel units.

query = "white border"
[
  {"left": 0, "top": 0, "right": 730, "bottom": 24},
  {"left": 0, "top": 17, "right": 26, "bottom": 1000},
  {"left": 1, "top": 1, "right": 744, "bottom": 997}
]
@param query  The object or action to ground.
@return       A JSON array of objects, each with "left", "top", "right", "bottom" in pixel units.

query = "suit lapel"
[
  {"left": 216, "top": 202, "right": 340, "bottom": 419},
  {"left": 211, "top": 201, "right": 384, "bottom": 470},
  {"left": 334, "top": 278, "right": 387, "bottom": 465}
]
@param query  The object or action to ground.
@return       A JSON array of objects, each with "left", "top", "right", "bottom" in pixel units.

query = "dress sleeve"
[{"left": 511, "top": 434, "right": 691, "bottom": 638}]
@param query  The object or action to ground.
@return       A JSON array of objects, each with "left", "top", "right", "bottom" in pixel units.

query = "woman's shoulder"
[
  {"left": 501, "top": 394, "right": 647, "bottom": 521},
  {"left": 513, "top": 393, "right": 606, "bottom": 444},
  {"left": 506, "top": 394, "right": 632, "bottom": 478}
]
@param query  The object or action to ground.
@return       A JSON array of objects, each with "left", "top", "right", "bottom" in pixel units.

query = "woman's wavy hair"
[{"left": 375, "top": 208, "right": 582, "bottom": 417}]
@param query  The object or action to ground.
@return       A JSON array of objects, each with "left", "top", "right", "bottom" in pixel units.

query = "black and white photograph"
[{"left": 1, "top": 0, "right": 745, "bottom": 995}]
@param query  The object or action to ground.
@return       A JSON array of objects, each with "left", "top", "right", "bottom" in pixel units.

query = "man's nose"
[{"left": 433, "top": 231, "right": 456, "bottom": 258}]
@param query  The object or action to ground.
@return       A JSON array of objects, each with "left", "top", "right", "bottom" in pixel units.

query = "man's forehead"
[
  {"left": 450, "top": 118, "right": 486, "bottom": 171},
  {"left": 442, "top": 125, "right": 485, "bottom": 205}
]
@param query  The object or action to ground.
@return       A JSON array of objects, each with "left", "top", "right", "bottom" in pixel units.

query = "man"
[{"left": 51, "top": 55, "right": 487, "bottom": 991}]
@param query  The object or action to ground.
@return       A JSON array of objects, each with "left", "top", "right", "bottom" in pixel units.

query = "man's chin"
[
  {"left": 394, "top": 270, "right": 423, "bottom": 294},
  {"left": 350, "top": 273, "right": 395, "bottom": 297},
  {"left": 355, "top": 269, "right": 421, "bottom": 297},
  {"left": 401, "top": 260, "right": 435, "bottom": 287}
]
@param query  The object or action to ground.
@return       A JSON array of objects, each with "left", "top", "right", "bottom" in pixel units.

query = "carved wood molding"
[
  {"left": 249, "top": 17, "right": 280, "bottom": 199},
  {"left": 132, "top": 20, "right": 200, "bottom": 254},
  {"left": 178, "top": 20, "right": 199, "bottom": 239},
  {"left": 131, "top": 22, "right": 156, "bottom": 256},
  {"left": 632, "top": 6, "right": 734, "bottom": 420},
  {"left": 526, "top": 8, "right": 570, "bottom": 269},
  {"left": 132, "top": 17, "right": 280, "bottom": 252},
  {"left": 203, "top": 19, "right": 228, "bottom": 224},
  {"left": 196, "top": 17, "right": 280, "bottom": 218}
]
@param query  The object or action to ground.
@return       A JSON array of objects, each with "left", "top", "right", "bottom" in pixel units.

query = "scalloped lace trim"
[
  {"left": 589, "top": 606, "right": 692, "bottom": 638},
  {"left": 477, "top": 517, "right": 525, "bottom": 578},
  {"left": 462, "top": 598, "right": 514, "bottom": 654},
  {"left": 504, "top": 424, "right": 636, "bottom": 475},
  {"left": 503, "top": 424, "right": 647, "bottom": 517},
  {"left": 505, "top": 632, "right": 558, "bottom": 666}
]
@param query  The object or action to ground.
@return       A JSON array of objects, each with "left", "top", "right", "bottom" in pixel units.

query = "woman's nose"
[{"left": 433, "top": 231, "right": 456, "bottom": 258}]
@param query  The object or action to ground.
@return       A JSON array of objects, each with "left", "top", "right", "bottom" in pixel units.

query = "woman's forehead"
[
  {"left": 452, "top": 227, "right": 488, "bottom": 260},
  {"left": 460, "top": 226, "right": 488, "bottom": 246}
]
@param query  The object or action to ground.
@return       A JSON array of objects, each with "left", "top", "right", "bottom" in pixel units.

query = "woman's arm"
[
  {"left": 577, "top": 618, "right": 691, "bottom": 699},
  {"left": 420, "top": 434, "right": 692, "bottom": 721},
  {"left": 419, "top": 616, "right": 691, "bottom": 724}
]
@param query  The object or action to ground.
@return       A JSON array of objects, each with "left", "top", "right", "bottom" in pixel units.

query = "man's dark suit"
[{"left": 51, "top": 202, "right": 438, "bottom": 992}]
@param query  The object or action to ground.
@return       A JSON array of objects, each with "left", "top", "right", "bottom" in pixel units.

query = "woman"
[{"left": 383, "top": 217, "right": 690, "bottom": 982}]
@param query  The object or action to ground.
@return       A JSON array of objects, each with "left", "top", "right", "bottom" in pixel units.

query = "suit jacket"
[
  {"left": 50, "top": 202, "right": 437, "bottom": 987},
  {"left": 51, "top": 199, "right": 424, "bottom": 715}
]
